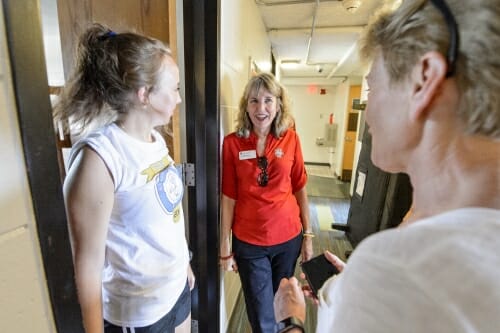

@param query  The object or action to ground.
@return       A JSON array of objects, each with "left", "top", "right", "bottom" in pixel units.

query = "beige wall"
[
  {"left": 219, "top": 0, "right": 271, "bottom": 331},
  {"left": 0, "top": 5, "right": 55, "bottom": 332}
]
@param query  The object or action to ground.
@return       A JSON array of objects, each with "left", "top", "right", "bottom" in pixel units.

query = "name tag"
[{"left": 239, "top": 150, "right": 257, "bottom": 160}]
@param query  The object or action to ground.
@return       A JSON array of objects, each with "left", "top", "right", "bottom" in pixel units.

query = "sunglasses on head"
[{"left": 429, "top": 0, "right": 459, "bottom": 77}]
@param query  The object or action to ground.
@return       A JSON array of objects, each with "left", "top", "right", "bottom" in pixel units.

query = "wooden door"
[
  {"left": 57, "top": 0, "right": 174, "bottom": 74},
  {"left": 341, "top": 85, "right": 361, "bottom": 181},
  {"left": 56, "top": 0, "right": 180, "bottom": 160}
]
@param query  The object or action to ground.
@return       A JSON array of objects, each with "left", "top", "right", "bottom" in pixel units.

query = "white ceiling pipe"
[
  {"left": 268, "top": 26, "right": 365, "bottom": 34},
  {"left": 326, "top": 42, "right": 358, "bottom": 78},
  {"left": 255, "top": 0, "right": 339, "bottom": 6},
  {"left": 304, "top": 0, "right": 320, "bottom": 65}
]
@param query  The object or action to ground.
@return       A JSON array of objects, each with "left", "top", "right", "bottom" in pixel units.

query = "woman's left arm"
[{"left": 294, "top": 187, "right": 313, "bottom": 262}]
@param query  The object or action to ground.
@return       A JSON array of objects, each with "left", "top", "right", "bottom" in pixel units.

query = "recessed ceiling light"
[
  {"left": 342, "top": 0, "right": 362, "bottom": 13},
  {"left": 280, "top": 59, "right": 301, "bottom": 69}
]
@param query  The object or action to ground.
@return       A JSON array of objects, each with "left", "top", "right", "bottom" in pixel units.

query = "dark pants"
[
  {"left": 104, "top": 280, "right": 191, "bottom": 333},
  {"left": 233, "top": 233, "right": 303, "bottom": 333}
]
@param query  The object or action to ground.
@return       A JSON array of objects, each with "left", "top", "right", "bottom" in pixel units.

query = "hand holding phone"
[{"left": 300, "top": 253, "right": 340, "bottom": 297}]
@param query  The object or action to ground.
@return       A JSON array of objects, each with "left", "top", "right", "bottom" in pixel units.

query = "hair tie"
[{"left": 98, "top": 30, "right": 117, "bottom": 41}]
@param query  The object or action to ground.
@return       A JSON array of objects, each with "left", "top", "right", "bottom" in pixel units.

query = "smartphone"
[{"left": 301, "top": 253, "right": 339, "bottom": 297}]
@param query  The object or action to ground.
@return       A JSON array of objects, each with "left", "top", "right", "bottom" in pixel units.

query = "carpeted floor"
[
  {"left": 306, "top": 175, "right": 350, "bottom": 199},
  {"left": 305, "top": 164, "right": 336, "bottom": 178}
]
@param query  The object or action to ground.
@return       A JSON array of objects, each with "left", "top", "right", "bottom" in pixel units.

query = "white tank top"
[{"left": 69, "top": 123, "right": 189, "bottom": 327}]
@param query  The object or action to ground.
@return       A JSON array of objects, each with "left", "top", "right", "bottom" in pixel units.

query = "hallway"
[{"left": 226, "top": 165, "right": 353, "bottom": 332}]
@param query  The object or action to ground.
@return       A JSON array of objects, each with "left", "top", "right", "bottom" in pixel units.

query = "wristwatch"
[{"left": 276, "top": 316, "right": 305, "bottom": 332}]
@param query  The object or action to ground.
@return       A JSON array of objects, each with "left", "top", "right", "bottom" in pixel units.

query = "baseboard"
[{"left": 305, "top": 162, "right": 330, "bottom": 166}]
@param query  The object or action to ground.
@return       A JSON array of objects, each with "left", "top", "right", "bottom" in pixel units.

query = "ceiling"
[
  {"left": 254, "top": 0, "right": 389, "bottom": 85},
  {"left": 41, "top": 0, "right": 393, "bottom": 87}
]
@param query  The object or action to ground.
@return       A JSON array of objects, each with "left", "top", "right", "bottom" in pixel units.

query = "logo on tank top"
[
  {"left": 141, "top": 156, "right": 184, "bottom": 222},
  {"left": 155, "top": 166, "right": 183, "bottom": 221}
]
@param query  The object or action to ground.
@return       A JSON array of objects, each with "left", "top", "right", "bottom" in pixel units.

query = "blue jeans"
[
  {"left": 233, "top": 232, "right": 303, "bottom": 333},
  {"left": 104, "top": 280, "right": 191, "bottom": 333}
]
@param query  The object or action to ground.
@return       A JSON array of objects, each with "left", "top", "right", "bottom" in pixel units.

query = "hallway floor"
[{"left": 226, "top": 165, "right": 353, "bottom": 332}]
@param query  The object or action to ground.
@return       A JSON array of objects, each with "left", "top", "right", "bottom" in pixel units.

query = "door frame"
[
  {"left": 2, "top": 0, "right": 83, "bottom": 331},
  {"left": 6, "top": 1, "right": 410, "bottom": 332},
  {"left": 183, "top": 0, "right": 221, "bottom": 332},
  {"left": 4, "top": 0, "right": 221, "bottom": 331}
]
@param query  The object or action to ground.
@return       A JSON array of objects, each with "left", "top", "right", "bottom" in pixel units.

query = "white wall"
[
  {"left": 220, "top": 0, "right": 272, "bottom": 331},
  {"left": 0, "top": 5, "right": 55, "bottom": 332},
  {"left": 287, "top": 77, "right": 364, "bottom": 181},
  {"left": 331, "top": 80, "right": 350, "bottom": 176},
  {"left": 286, "top": 85, "right": 337, "bottom": 164}
]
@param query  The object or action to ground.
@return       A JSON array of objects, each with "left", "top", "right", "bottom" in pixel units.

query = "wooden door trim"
[{"left": 341, "top": 85, "right": 361, "bottom": 178}]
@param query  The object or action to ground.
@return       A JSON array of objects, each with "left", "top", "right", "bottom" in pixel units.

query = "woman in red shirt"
[{"left": 220, "top": 72, "right": 313, "bottom": 332}]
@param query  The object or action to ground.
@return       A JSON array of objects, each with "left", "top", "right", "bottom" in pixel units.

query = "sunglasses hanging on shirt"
[{"left": 257, "top": 156, "right": 269, "bottom": 187}]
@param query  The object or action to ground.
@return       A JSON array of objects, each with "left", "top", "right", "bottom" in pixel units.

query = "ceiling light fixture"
[
  {"left": 342, "top": 0, "right": 362, "bottom": 13},
  {"left": 280, "top": 59, "right": 301, "bottom": 69}
]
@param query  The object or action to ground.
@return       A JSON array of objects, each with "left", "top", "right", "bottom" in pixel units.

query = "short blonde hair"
[
  {"left": 235, "top": 73, "right": 294, "bottom": 138},
  {"left": 360, "top": 0, "right": 500, "bottom": 138}
]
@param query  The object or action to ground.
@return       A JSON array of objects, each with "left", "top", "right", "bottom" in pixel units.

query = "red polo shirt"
[{"left": 222, "top": 129, "right": 307, "bottom": 246}]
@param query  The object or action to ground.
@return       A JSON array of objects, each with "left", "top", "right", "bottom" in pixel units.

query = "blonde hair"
[
  {"left": 54, "top": 23, "right": 173, "bottom": 136},
  {"left": 235, "top": 72, "right": 294, "bottom": 138},
  {"left": 359, "top": 0, "right": 500, "bottom": 138}
]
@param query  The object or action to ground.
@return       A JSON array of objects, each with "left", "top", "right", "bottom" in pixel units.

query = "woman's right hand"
[
  {"left": 220, "top": 255, "right": 238, "bottom": 272},
  {"left": 299, "top": 250, "right": 345, "bottom": 304},
  {"left": 324, "top": 250, "right": 345, "bottom": 272}
]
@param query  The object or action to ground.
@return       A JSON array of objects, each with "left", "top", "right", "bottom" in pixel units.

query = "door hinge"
[{"left": 178, "top": 162, "right": 195, "bottom": 187}]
